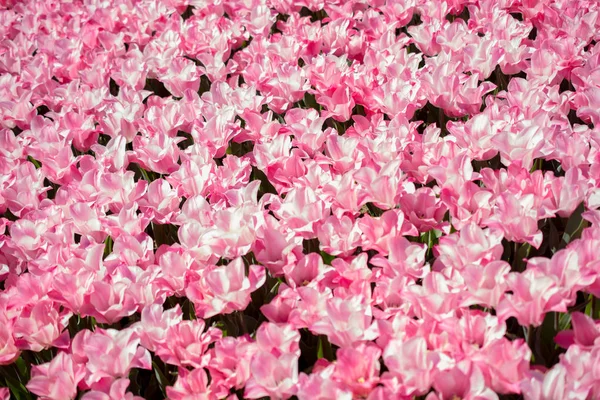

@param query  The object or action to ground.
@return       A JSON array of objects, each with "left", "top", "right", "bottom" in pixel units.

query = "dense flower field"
[{"left": 1, "top": 0, "right": 600, "bottom": 398}]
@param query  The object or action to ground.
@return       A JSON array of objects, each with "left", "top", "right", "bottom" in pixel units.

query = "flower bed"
[{"left": 1, "top": 0, "right": 600, "bottom": 399}]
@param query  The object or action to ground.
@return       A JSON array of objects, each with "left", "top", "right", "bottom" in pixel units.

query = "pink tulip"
[
  {"left": 132, "top": 132, "right": 183, "bottom": 175},
  {"left": 270, "top": 186, "right": 329, "bottom": 239},
  {"left": 497, "top": 269, "right": 571, "bottom": 327},
  {"left": 358, "top": 209, "right": 418, "bottom": 256},
  {"left": 297, "top": 364, "right": 353, "bottom": 400},
  {"left": 185, "top": 257, "right": 266, "bottom": 318},
  {"left": 310, "top": 293, "right": 379, "bottom": 347},
  {"left": 167, "top": 367, "right": 224, "bottom": 400},
  {"left": 27, "top": 352, "right": 86, "bottom": 400},
  {"left": 81, "top": 379, "right": 144, "bottom": 400},
  {"left": 0, "top": 321, "right": 20, "bottom": 365},
  {"left": 382, "top": 336, "right": 435, "bottom": 397},
  {"left": 208, "top": 335, "right": 256, "bottom": 391},
  {"left": 13, "top": 300, "right": 71, "bottom": 352},
  {"left": 283, "top": 253, "right": 328, "bottom": 289},
  {"left": 71, "top": 328, "right": 151, "bottom": 390},
  {"left": 138, "top": 179, "right": 181, "bottom": 225},
  {"left": 134, "top": 304, "right": 183, "bottom": 353},
  {"left": 155, "top": 320, "right": 221, "bottom": 368},
  {"left": 81, "top": 280, "right": 138, "bottom": 325},
  {"left": 333, "top": 343, "right": 381, "bottom": 396},
  {"left": 245, "top": 352, "right": 299, "bottom": 399}
]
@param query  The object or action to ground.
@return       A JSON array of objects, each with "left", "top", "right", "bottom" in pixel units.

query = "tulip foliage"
[{"left": 1, "top": 0, "right": 600, "bottom": 399}]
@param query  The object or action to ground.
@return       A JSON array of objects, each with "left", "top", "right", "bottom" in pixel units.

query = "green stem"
[
  {"left": 319, "top": 335, "right": 334, "bottom": 361},
  {"left": 27, "top": 156, "right": 41, "bottom": 169}
]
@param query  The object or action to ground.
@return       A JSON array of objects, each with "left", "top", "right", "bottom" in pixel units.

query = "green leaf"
[
  {"left": 585, "top": 294, "right": 600, "bottom": 319},
  {"left": 3, "top": 375, "right": 32, "bottom": 400},
  {"left": 530, "top": 158, "right": 543, "bottom": 173},
  {"left": 103, "top": 236, "right": 113, "bottom": 259},
  {"left": 215, "top": 320, "right": 228, "bottom": 337},
  {"left": 252, "top": 167, "right": 277, "bottom": 198},
  {"left": 269, "top": 279, "right": 282, "bottom": 294},
  {"left": 320, "top": 251, "right": 335, "bottom": 265},
  {"left": 560, "top": 203, "right": 587, "bottom": 249},
  {"left": 220, "top": 314, "right": 240, "bottom": 337},
  {"left": 182, "top": 299, "right": 196, "bottom": 320},
  {"left": 152, "top": 361, "right": 171, "bottom": 397},
  {"left": 14, "top": 357, "right": 29, "bottom": 378},
  {"left": 317, "top": 335, "right": 334, "bottom": 361},
  {"left": 548, "top": 219, "right": 561, "bottom": 254},
  {"left": 513, "top": 242, "right": 532, "bottom": 272},
  {"left": 303, "top": 92, "right": 320, "bottom": 111},
  {"left": 139, "top": 166, "right": 153, "bottom": 182},
  {"left": 558, "top": 312, "right": 572, "bottom": 331},
  {"left": 532, "top": 312, "right": 567, "bottom": 368},
  {"left": 317, "top": 337, "right": 324, "bottom": 359}
]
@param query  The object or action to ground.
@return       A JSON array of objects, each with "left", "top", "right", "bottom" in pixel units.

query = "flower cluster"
[{"left": 1, "top": 0, "right": 600, "bottom": 399}]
